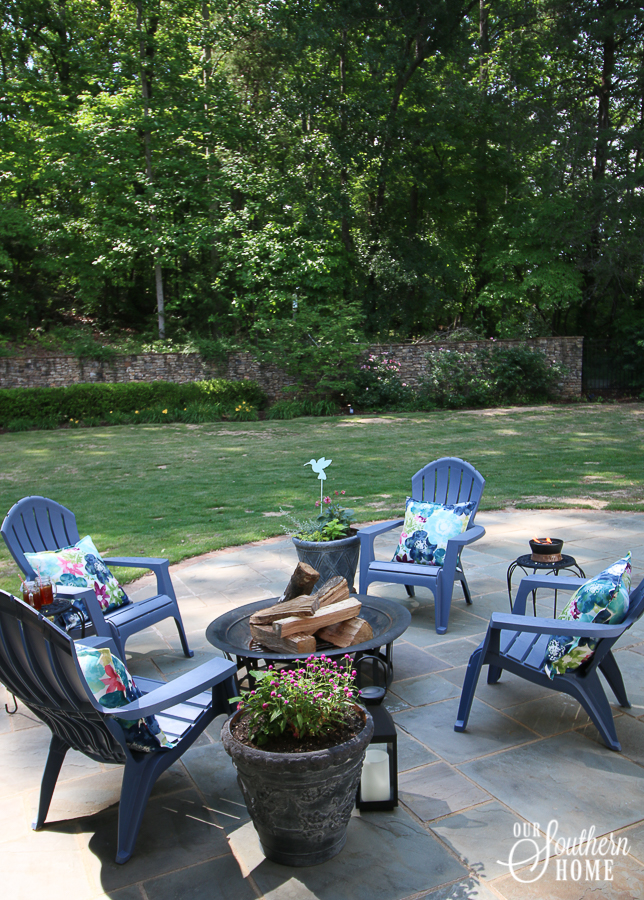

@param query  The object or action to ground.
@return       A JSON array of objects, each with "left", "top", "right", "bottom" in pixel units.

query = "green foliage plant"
[
  {"left": 351, "top": 353, "right": 414, "bottom": 410},
  {"left": 287, "top": 491, "right": 356, "bottom": 542},
  {"left": 233, "top": 655, "right": 358, "bottom": 746}
]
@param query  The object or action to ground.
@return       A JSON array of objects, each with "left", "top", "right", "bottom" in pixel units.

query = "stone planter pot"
[
  {"left": 292, "top": 531, "right": 360, "bottom": 593},
  {"left": 221, "top": 707, "right": 373, "bottom": 867}
]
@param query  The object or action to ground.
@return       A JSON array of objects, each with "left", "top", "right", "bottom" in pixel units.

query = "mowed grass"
[{"left": 1, "top": 403, "right": 643, "bottom": 593}]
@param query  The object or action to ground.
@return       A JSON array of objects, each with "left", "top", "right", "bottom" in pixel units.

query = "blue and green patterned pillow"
[
  {"left": 542, "top": 553, "right": 632, "bottom": 679},
  {"left": 25, "top": 535, "right": 130, "bottom": 616},
  {"left": 75, "top": 643, "right": 176, "bottom": 753},
  {"left": 392, "top": 498, "right": 477, "bottom": 567}
]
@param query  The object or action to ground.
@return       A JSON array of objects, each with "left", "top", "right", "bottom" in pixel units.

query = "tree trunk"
[{"left": 137, "top": 2, "right": 165, "bottom": 339}]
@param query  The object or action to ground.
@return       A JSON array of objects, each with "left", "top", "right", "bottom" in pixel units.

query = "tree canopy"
[{"left": 1, "top": 0, "right": 643, "bottom": 347}]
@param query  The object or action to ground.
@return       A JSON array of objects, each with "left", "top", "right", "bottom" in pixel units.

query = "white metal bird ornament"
[{"left": 304, "top": 457, "right": 332, "bottom": 505}]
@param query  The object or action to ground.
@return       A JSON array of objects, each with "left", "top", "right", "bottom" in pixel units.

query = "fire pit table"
[
  {"left": 507, "top": 553, "right": 586, "bottom": 616},
  {"left": 206, "top": 594, "right": 411, "bottom": 691}
]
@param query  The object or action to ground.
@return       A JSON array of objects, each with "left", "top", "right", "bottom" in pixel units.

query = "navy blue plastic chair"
[
  {"left": 0, "top": 589, "right": 237, "bottom": 863},
  {"left": 454, "top": 572, "right": 644, "bottom": 751},
  {"left": 2, "top": 496, "right": 193, "bottom": 660},
  {"left": 358, "top": 457, "right": 486, "bottom": 634}
]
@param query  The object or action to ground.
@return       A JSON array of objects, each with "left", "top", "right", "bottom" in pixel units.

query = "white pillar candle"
[{"left": 360, "top": 748, "right": 390, "bottom": 803}]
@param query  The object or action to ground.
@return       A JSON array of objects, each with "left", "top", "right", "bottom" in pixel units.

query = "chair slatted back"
[
  {"left": 0, "top": 590, "right": 126, "bottom": 763},
  {"left": 1, "top": 496, "right": 80, "bottom": 580},
  {"left": 411, "top": 458, "right": 485, "bottom": 521}
]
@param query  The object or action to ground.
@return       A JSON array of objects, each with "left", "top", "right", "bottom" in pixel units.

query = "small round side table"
[{"left": 507, "top": 554, "right": 586, "bottom": 616}]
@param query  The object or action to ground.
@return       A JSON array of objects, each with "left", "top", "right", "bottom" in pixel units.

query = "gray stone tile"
[
  {"left": 391, "top": 642, "right": 449, "bottom": 682},
  {"left": 80, "top": 788, "right": 231, "bottom": 892},
  {"left": 394, "top": 698, "right": 537, "bottom": 764},
  {"left": 0, "top": 840, "right": 98, "bottom": 900},
  {"left": 578, "top": 711, "right": 644, "bottom": 764},
  {"left": 397, "top": 729, "right": 439, "bottom": 771},
  {"left": 459, "top": 731, "right": 644, "bottom": 841},
  {"left": 399, "top": 762, "right": 490, "bottom": 821},
  {"left": 493, "top": 847, "right": 644, "bottom": 899},
  {"left": 418, "top": 879, "right": 499, "bottom": 900},
  {"left": 382, "top": 691, "right": 410, "bottom": 713},
  {"left": 430, "top": 639, "right": 483, "bottom": 669},
  {"left": 609, "top": 649, "right": 644, "bottom": 718},
  {"left": 439, "top": 666, "right": 553, "bottom": 710},
  {"left": 180, "top": 739, "right": 251, "bottom": 835},
  {"left": 391, "top": 672, "right": 462, "bottom": 709},
  {"left": 620, "top": 819, "right": 644, "bottom": 863},
  {"left": 431, "top": 800, "right": 525, "bottom": 881},
  {"left": 0, "top": 726, "right": 101, "bottom": 801},
  {"left": 142, "top": 854, "right": 255, "bottom": 900},
  {"left": 503, "top": 694, "right": 592, "bottom": 737},
  {"left": 249, "top": 806, "right": 468, "bottom": 900},
  {"left": 110, "top": 887, "right": 147, "bottom": 900}
]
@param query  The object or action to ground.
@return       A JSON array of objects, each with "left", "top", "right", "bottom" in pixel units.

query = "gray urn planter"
[
  {"left": 292, "top": 532, "right": 360, "bottom": 593},
  {"left": 221, "top": 707, "right": 373, "bottom": 867}
]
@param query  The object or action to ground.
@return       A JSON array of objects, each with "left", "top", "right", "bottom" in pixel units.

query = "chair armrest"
[
  {"left": 73, "top": 634, "right": 123, "bottom": 658},
  {"left": 103, "top": 557, "right": 175, "bottom": 601},
  {"left": 106, "top": 657, "right": 238, "bottom": 719},
  {"left": 446, "top": 524, "right": 486, "bottom": 546},
  {"left": 489, "top": 612, "right": 624, "bottom": 639},
  {"left": 358, "top": 520, "right": 404, "bottom": 540},
  {"left": 55, "top": 587, "right": 112, "bottom": 637}
]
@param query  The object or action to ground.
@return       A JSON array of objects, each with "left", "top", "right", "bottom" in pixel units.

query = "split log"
[
  {"left": 316, "top": 576, "right": 350, "bottom": 607},
  {"left": 316, "top": 616, "right": 374, "bottom": 648},
  {"left": 249, "top": 595, "right": 320, "bottom": 626},
  {"left": 281, "top": 562, "right": 320, "bottom": 602},
  {"left": 249, "top": 623, "right": 317, "bottom": 655},
  {"left": 273, "top": 597, "right": 362, "bottom": 637}
]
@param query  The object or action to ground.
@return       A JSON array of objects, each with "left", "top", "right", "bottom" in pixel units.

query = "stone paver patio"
[{"left": 2, "top": 509, "right": 644, "bottom": 899}]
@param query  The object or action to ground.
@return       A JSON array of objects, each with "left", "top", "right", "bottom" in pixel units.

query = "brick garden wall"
[{"left": 0, "top": 336, "right": 583, "bottom": 399}]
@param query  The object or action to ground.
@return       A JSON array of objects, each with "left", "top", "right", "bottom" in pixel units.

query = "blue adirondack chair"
[
  {"left": 358, "top": 457, "right": 486, "bottom": 634},
  {"left": 2, "top": 495, "right": 193, "bottom": 660},
  {"left": 0, "top": 589, "right": 237, "bottom": 863},
  {"left": 454, "top": 572, "right": 644, "bottom": 751}
]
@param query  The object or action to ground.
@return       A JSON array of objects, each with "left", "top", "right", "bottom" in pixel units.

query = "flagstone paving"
[{"left": 1, "top": 509, "right": 644, "bottom": 899}]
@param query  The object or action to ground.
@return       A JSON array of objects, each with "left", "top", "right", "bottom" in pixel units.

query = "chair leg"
[
  {"left": 174, "top": 615, "right": 194, "bottom": 659},
  {"left": 33, "top": 735, "right": 69, "bottom": 831},
  {"left": 116, "top": 759, "right": 158, "bottom": 864},
  {"left": 487, "top": 665, "right": 503, "bottom": 685},
  {"left": 434, "top": 584, "right": 449, "bottom": 635},
  {"left": 405, "top": 585, "right": 415, "bottom": 598},
  {"left": 454, "top": 645, "right": 485, "bottom": 731},
  {"left": 599, "top": 652, "right": 630, "bottom": 708},
  {"left": 459, "top": 573, "right": 473, "bottom": 605}
]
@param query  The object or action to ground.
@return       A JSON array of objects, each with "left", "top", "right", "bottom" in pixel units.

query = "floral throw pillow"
[
  {"left": 392, "top": 498, "right": 477, "bottom": 567},
  {"left": 75, "top": 643, "right": 175, "bottom": 752},
  {"left": 542, "top": 553, "right": 632, "bottom": 679},
  {"left": 25, "top": 535, "right": 130, "bottom": 615}
]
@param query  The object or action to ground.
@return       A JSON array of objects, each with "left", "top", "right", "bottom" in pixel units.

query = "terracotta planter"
[
  {"left": 221, "top": 707, "right": 373, "bottom": 866},
  {"left": 292, "top": 531, "right": 360, "bottom": 593}
]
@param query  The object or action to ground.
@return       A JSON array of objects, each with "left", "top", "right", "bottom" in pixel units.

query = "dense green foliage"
[
  {"left": 2, "top": 1, "right": 643, "bottom": 351},
  {"left": 1, "top": 404, "right": 643, "bottom": 593},
  {"left": 0, "top": 378, "right": 266, "bottom": 426}
]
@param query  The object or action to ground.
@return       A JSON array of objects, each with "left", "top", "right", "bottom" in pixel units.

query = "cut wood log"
[
  {"left": 273, "top": 597, "right": 362, "bottom": 637},
  {"left": 316, "top": 616, "right": 374, "bottom": 648},
  {"left": 249, "top": 595, "right": 320, "bottom": 626},
  {"left": 281, "top": 562, "right": 320, "bottom": 602},
  {"left": 249, "top": 623, "right": 317, "bottom": 655},
  {"left": 316, "top": 576, "right": 350, "bottom": 607}
]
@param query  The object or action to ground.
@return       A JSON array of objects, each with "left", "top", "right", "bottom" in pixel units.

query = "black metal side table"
[{"left": 507, "top": 554, "right": 586, "bottom": 616}]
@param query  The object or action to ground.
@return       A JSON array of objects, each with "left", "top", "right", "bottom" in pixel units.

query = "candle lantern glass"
[{"left": 356, "top": 705, "right": 398, "bottom": 811}]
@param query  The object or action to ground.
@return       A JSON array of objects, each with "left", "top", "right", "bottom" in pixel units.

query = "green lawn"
[{"left": 1, "top": 403, "right": 642, "bottom": 593}]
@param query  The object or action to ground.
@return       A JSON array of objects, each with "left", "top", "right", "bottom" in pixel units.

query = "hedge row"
[{"left": 0, "top": 379, "right": 267, "bottom": 427}]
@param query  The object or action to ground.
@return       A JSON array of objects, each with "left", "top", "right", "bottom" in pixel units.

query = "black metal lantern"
[{"left": 356, "top": 702, "right": 398, "bottom": 811}]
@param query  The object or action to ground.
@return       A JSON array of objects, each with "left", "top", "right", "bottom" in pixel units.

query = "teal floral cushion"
[
  {"left": 25, "top": 535, "right": 130, "bottom": 616},
  {"left": 75, "top": 643, "right": 176, "bottom": 752},
  {"left": 542, "top": 553, "right": 631, "bottom": 679},
  {"left": 392, "top": 498, "right": 477, "bottom": 567}
]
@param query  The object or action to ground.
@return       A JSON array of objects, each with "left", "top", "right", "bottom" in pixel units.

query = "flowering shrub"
[
  {"left": 233, "top": 655, "right": 358, "bottom": 745},
  {"left": 351, "top": 352, "right": 413, "bottom": 410}
]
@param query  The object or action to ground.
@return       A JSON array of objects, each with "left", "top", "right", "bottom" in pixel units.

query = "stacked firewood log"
[{"left": 248, "top": 563, "right": 373, "bottom": 654}]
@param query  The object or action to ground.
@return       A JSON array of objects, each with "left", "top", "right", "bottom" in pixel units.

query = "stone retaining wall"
[{"left": 0, "top": 336, "right": 582, "bottom": 399}]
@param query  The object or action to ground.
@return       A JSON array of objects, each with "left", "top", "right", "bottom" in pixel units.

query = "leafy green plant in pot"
[
  {"left": 289, "top": 458, "right": 360, "bottom": 592},
  {"left": 221, "top": 655, "right": 373, "bottom": 866}
]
